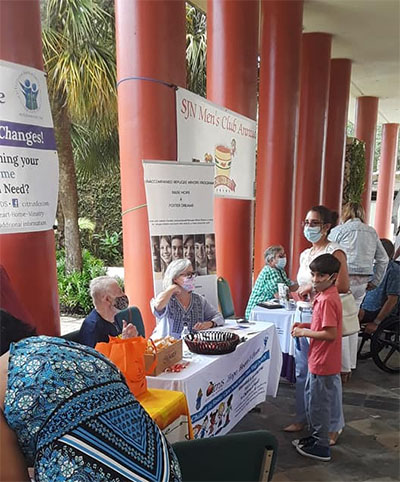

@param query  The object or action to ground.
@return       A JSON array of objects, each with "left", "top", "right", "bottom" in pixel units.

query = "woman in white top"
[{"left": 285, "top": 205, "right": 349, "bottom": 446}]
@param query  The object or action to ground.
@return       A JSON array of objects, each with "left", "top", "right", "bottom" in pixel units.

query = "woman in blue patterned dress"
[
  {"left": 151, "top": 259, "right": 224, "bottom": 339},
  {"left": 0, "top": 315, "right": 181, "bottom": 482}
]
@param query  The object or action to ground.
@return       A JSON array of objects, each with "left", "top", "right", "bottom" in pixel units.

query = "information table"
[
  {"left": 147, "top": 321, "right": 282, "bottom": 439},
  {"left": 249, "top": 306, "right": 296, "bottom": 383}
]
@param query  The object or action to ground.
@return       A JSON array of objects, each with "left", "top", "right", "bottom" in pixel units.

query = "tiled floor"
[{"left": 232, "top": 354, "right": 400, "bottom": 481}]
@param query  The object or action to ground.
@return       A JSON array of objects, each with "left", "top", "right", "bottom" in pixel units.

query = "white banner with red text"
[
  {"left": 176, "top": 87, "right": 256, "bottom": 200},
  {"left": 0, "top": 60, "right": 59, "bottom": 234},
  {"left": 143, "top": 161, "right": 218, "bottom": 308}
]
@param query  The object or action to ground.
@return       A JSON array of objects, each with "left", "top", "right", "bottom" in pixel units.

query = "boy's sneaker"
[
  {"left": 292, "top": 435, "right": 316, "bottom": 448},
  {"left": 296, "top": 442, "right": 331, "bottom": 461}
]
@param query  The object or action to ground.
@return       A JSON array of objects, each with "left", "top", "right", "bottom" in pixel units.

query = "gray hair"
[
  {"left": 163, "top": 258, "right": 191, "bottom": 290},
  {"left": 264, "top": 245, "right": 283, "bottom": 264},
  {"left": 90, "top": 276, "right": 118, "bottom": 305}
]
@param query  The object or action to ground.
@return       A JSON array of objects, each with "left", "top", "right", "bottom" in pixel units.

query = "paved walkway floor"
[
  {"left": 59, "top": 318, "right": 398, "bottom": 480},
  {"left": 232, "top": 354, "right": 400, "bottom": 481}
]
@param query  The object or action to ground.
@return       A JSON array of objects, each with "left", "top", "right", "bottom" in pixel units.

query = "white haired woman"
[{"left": 151, "top": 259, "right": 224, "bottom": 339}]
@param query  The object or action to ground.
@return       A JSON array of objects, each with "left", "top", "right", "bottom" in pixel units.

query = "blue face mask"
[
  {"left": 276, "top": 257, "right": 287, "bottom": 269},
  {"left": 303, "top": 226, "right": 322, "bottom": 243}
]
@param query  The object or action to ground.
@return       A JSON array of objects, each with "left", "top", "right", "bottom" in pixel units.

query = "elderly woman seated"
[
  {"left": 151, "top": 259, "right": 224, "bottom": 338},
  {"left": 245, "top": 245, "right": 298, "bottom": 319}
]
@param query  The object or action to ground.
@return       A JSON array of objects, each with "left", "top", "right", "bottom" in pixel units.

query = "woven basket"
[{"left": 184, "top": 330, "right": 240, "bottom": 355}]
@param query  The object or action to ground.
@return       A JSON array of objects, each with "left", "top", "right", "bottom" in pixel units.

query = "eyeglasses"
[
  {"left": 302, "top": 220, "right": 323, "bottom": 228},
  {"left": 181, "top": 272, "right": 198, "bottom": 279}
]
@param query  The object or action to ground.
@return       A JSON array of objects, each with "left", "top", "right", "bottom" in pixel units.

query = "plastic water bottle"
[{"left": 181, "top": 323, "right": 191, "bottom": 358}]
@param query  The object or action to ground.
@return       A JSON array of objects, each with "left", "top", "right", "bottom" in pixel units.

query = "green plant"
[
  {"left": 342, "top": 137, "right": 366, "bottom": 205},
  {"left": 186, "top": 3, "right": 207, "bottom": 97},
  {"left": 57, "top": 249, "right": 107, "bottom": 314},
  {"left": 93, "top": 230, "right": 123, "bottom": 266}
]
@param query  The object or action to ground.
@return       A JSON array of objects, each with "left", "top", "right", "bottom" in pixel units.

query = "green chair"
[
  {"left": 61, "top": 329, "right": 81, "bottom": 343},
  {"left": 217, "top": 276, "right": 235, "bottom": 318},
  {"left": 217, "top": 277, "right": 247, "bottom": 321},
  {"left": 114, "top": 306, "right": 146, "bottom": 337},
  {"left": 172, "top": 430, "right": 278, "bottom": 481}
]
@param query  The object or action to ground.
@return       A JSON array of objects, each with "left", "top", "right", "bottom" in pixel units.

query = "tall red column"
[
  {"left": 374, "top": 123, "right": 399, "bottom": 238},
  {"left": 0, "top": 0, "right": 59, "bottom": 334},
  {"left": 355, "top": 96, "right": 379, "bottom": 222},
  {"left": 321, "top": 59, "right": 352, "bottom": 214},
  {"left": 207, "top": 0, "right": 259, "bottom": 316},
  {"left": 254, "top": 0, "right": 303, "bottom": 277},
  {"left": 291, "top": 33, "right": 332, "bottom": 277},
  {"left": 115, "top": 0, "right": 186, "bottom": 334}
]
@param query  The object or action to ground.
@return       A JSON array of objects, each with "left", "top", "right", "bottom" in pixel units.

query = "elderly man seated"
[
  {"left": 79, "top": 276, "right": 137, "bottom": 347},
  {"left": 359, "top": 239, "right": 400, "bottom": 334}
]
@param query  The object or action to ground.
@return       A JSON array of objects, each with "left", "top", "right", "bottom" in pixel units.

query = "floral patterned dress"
[{"left": 4, "top": 336, "right": 181, "bottom": 482}]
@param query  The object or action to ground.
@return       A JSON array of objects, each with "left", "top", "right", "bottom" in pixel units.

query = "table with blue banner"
[
  {"left": 147, "top": 320, "right": 282, "bottom": 439},
  {"left": 249, "top": 306, "right": 297, "bottom": 383}
]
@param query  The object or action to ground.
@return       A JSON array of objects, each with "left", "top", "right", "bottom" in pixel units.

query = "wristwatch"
[{"left": 211, "top": 321, "right": 217, "bottom": 328}]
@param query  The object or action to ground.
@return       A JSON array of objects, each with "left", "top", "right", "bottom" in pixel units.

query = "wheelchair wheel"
[{"left": 371, "top": 319, "right": 400, "bottom": 374}]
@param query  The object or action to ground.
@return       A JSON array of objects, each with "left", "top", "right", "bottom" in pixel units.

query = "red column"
[
  {"left": 355, "top": 96, "right": 379, "bottom": 222},
  {"left": 207, "top": 0, "right": 259, "bottom": 316},
  {"left": 321, "top": 59, "right": 352, "bottom": 214},
  {"left": 291, "top": 33, "right": 332, "bottom": 277},
  {"left": 254, "top": 0, "right": 303, "bottom": 278},
  {"left": 0, "top": 0, "right": 59, "bottom": 334},
  {"left": 115, "top": 0, "right": 186, "bottom": 334},
  {"left": 374, "top": 123, "right": 399, "bottom": 238}
]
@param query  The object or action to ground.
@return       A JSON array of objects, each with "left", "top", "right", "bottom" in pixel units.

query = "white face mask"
[
  {"left": 312, "top": 274, "right": 335, "bottom": 292},
  {"left": 276, "top": 257, "right": 287, "bottom": 269}
]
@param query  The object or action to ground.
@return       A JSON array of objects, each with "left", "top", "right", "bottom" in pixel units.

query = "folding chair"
[{"left": 172, "top": 430, "right": 278, "bottom": 481}]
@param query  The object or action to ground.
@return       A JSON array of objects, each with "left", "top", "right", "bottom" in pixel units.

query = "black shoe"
[
  {"left": 296, "top": 442, "right": 331, "bottom": 461},
  {"left": 292, "top": 435, "right": 316, "bottom": 448}
]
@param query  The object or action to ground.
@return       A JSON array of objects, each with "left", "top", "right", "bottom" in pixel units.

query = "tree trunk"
[{"left": 53, "top": 99, "right": 82, "bottom": 273}]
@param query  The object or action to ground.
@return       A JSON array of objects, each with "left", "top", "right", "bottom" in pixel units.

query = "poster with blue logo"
[{"left": 0, "top": 60, "right": 59, "bottom": 234}]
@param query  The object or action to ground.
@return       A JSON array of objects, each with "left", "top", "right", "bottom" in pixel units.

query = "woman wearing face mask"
[
  {"left": 245, "top": 245, "right": 298, "bottom": 319},
  {"left": 284, "top": 206, "right": 349, "bottom": 445},
  {"left": 150, "top": 259, "right": 224, "bottom": 339}
]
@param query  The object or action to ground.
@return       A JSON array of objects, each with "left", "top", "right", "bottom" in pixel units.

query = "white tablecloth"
[
  {"left": 147, "top": 320, "right": 282, "bottom": 439},
  {"left": 249, "top": 306, "right": 296, "bottom": 357}
]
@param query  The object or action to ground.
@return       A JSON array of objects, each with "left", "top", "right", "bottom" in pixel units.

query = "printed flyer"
[
  {"left": 0, "top": 60, "right": 59, "bottom": 234},
  {"left": 143, "top": 161, "right": 218, "bottom": 308},
  {"left": 176, "top": 87, "right": 256, "bottom": 200}
]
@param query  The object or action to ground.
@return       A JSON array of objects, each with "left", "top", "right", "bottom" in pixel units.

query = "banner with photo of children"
[
  {"left": 176, "top": 87, "right": 256, "bottom": 200},
  {"left": 143, "top": 161, "right": 218, "bottom": 308}
]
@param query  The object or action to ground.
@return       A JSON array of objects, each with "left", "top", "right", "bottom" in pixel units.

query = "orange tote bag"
[{"left": 95, "top": 336, "right": 156, "bottom": 398}]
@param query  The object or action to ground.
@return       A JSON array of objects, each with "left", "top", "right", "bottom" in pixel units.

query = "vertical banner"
[
  {"left": 176, "top": 87, "right": 256, "bottom": 200},
  {"left": 0, "top": 60, "right": 59, "bottom": 234},
  {"left": 143, "top": 161, "right": 218, "bottom": 308}
]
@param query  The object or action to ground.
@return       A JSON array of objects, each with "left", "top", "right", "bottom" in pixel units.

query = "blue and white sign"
[{"left": 0, "top": 60, "right": 59, "bottom": 234}]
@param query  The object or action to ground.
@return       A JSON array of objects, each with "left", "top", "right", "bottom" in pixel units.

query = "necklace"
[{"left": 310, "top": 241, "right": 329, "bottom": 258}]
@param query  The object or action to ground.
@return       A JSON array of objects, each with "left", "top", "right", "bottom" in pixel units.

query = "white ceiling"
[{"left": 192, "top": 0, "right": 400, "bottom": 124}]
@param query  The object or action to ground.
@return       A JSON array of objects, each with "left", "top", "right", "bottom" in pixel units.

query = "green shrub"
[
  {"left": 77, "top": 171, "right": 123, "bottom": 266},
  {"left": 57, "top": 249, "right": 107, "bottom": 315},
  {"left": 93, "top": 230, "right": 122, "bottom": 266}
]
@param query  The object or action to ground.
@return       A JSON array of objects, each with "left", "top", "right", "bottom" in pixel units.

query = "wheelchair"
[{"left": 358, "top": 314, "right": 400, "bottom": 374}]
